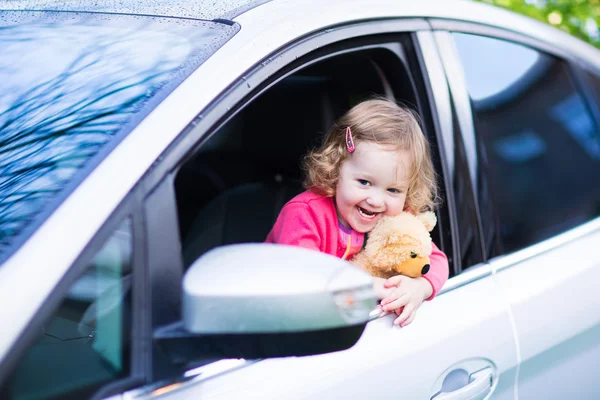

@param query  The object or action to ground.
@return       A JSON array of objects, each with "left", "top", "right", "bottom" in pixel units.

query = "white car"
[{"left": 1, "top": 0, "right": 599, "bottom": 399}]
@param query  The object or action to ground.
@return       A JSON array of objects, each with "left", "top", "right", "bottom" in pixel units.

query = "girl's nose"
[{"left": 366, "top": 193, "right": 384, "bottom": 209}]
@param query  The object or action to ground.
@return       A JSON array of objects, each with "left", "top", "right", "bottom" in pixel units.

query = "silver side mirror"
[
  {"left": 155, "top": 243, "right": 376, "bottom": 359},
  {"left": 183, "top": 243, "right": 375, "bottom": 333}
]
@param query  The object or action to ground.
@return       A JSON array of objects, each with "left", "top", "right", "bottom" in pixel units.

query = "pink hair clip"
[{"left": 345, "top": 127, "right": 355, "bottom": 153}]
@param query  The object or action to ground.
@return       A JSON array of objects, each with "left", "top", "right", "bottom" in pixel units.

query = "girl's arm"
[
  {"left": 265, "top": 203, "right": 321, "bottom": 251},
  {"left": 421, "top": 242, "right": 449, "bottom": 301},
  {"left": 379, "top": 275, "right": 434, "bottom": 326},
  {"left": 374, "top": 276, "right": 432, "bottom": 300},
  {"left": 377, "top": 243, "right": 448, "bottom": 327}
]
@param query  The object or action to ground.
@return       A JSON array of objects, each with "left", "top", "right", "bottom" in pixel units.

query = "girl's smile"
[
  {"left": 335, "top": 141, "right": 411, "bottom": 233},
  {"left": 357, "top": 206, "right": 378, "bottom": 219}
]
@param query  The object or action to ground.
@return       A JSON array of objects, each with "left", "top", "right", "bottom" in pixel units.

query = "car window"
[
  {"left": 453, "top": 33, "right": 600, "bottom": 254},
  {"left": 1, "top": 218, "right": 133, "bottom": 400},
  {"left": 0, "top": 11, "right": 238, "bottom": 265}
]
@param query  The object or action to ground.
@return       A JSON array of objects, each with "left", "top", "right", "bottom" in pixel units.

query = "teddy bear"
[{"left": 351, "top": 211, "right": 437, "bottom": 279}]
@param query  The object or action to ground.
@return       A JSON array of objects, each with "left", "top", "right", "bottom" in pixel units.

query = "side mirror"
[{"left": 155, "top": 243, "right": 375, "bottom": 360}]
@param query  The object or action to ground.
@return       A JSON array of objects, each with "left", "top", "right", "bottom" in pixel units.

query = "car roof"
[{"left": 1, "top": 0, "right": 272, "bottom": 20}]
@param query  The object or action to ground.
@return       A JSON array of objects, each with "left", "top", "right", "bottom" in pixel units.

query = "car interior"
[{"left": 173, "top": 47, "right": 448, "bottom": 271}]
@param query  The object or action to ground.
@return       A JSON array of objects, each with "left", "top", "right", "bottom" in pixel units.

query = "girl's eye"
[
  {"left": 358, "top": 179, "right": 370, "bottom": 186},
  {"left": 387, "top": 188, "right": 400, "bottom": 194}
]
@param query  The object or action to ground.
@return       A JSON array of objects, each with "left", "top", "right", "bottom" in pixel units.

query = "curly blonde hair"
[{"left": 303, "top": 97, "right": 439, "bottom": 213}]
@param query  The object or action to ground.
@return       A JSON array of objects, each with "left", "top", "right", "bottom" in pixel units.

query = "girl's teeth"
[{"left": 358, "top": 207, "right": 376, "bottom": 218}]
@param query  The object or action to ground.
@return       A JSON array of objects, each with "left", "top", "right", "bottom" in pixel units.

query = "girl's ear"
[{"left": 416, "top": 211, "right": 437, "bottom": 232}]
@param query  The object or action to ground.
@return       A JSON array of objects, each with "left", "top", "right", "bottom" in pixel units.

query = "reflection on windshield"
[{"left": 0, "top": 13, "right": 238, "bottom": 261}]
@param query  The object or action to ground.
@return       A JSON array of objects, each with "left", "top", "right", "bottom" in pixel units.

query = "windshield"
[{"left": 0, "top": 11, "right": 238, "bottom": 262}]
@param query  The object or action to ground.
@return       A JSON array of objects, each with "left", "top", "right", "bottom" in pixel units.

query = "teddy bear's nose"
[{"left": 421, "top": 264, "right": 430, "bottom": 275}]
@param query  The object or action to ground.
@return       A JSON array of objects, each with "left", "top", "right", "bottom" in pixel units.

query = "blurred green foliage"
[{"left": 476, "top": 0, "right": 600, "bottom": 47}]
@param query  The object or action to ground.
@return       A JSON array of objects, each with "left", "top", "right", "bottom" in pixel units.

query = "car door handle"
[{"left": 431, "top": 367, "right": 493, "bottom": 400}]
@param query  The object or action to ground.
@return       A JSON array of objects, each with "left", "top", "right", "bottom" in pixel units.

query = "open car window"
[{"left": 173, "top": 42, "right": 453, "bottom": 274}]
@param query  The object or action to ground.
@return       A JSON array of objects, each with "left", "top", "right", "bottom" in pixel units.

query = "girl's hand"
[{"left": 380, "top": 276, "right": 433, "bottom": 327}]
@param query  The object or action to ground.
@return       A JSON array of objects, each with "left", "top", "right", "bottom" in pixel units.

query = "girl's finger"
[
  {"left": 382, "top": 294, "right": 408, "bottom": 311},
  {"left": 384, "top": 275, "right": 405, "bottom": 288},
  {"left": 381, "top": 288, "right": 407, "bottom": 305},
  {"left": 393, "top": 304, "right": 414, "bottom": 326},
  {"left": 400, "top": 311, "right": 417, "bottom": 327},
  {"left": 380, "top": 290, "right": 403, "bottom": 305},
  {"left": 379, "top": 286, "right": 396, "bottom": 300}
]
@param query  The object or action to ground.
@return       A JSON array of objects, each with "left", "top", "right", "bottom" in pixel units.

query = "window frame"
[
  {"left": 135, "top": 19, "right": 463, "bottom": 394},
  {"left": 0, "top": 189, "right": 147, "bottom": 400},
  {"left": 409, "top": 31, "right": 459, "bottom": 276},
  {"left": 163, "top": 34, "right": 455, "bottom": 269}
]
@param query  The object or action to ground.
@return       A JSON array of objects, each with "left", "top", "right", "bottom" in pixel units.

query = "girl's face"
[{"left": 335, "top": 141, "right": 411, "bottom": 233}]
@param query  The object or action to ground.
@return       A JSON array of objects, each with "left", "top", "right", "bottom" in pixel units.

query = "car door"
[
  {"left": 435, "top": 24, "right": 600, "bottom": 399},
  {"left": 129, "top": 18, "right": 519, "bottom": 399}
]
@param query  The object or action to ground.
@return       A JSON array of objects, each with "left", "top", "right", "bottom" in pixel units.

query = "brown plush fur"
[{"left": 351, "top": 211, "right": 436, "bottom": 279}]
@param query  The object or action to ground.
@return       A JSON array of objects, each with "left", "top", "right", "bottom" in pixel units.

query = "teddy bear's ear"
[{"left": 416, "top": 211, "right": 437, "bottom": 232}]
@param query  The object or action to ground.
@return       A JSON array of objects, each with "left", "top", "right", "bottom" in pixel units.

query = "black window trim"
[{"left": 0, "top": 188, "right": 147, "bottom": 399}]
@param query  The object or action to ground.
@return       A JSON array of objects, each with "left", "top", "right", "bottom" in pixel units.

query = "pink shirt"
[{"left": 266, "top": 191, "right": 449, "bottom": 300}]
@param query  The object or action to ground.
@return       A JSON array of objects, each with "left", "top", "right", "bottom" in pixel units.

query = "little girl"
[{"left": 266, "top": 98, "right": 448, "bottom": 327}]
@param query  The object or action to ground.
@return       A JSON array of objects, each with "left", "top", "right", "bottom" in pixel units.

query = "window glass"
[
  {"left": 584, "top": 69, "right": 600, "bottom": 101},
  {"left": 453, "top": 33, "right": 600, "bottom": 254},
  {"left": 0, "top": 11, "right": 238, "bottom": 264},
  {"left": 3, "top": 218, "right": 133, "bottom": 400},
  {"left": 583, "top": 69, "right": 600, "bottom": 136}
]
